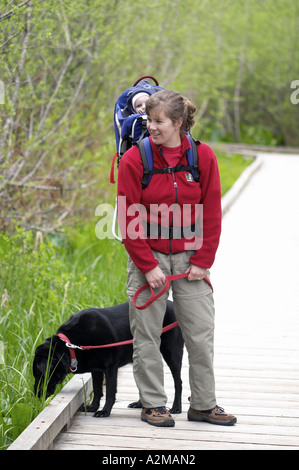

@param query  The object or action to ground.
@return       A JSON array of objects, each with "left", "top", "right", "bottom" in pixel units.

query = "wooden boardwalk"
[{"left": 51, "top": 152, "right": 299, "bottom": 450}]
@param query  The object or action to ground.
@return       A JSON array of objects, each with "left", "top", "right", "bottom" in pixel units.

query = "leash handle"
[{"left": 133, "top": 273, "right": 213, "bottom": 310}]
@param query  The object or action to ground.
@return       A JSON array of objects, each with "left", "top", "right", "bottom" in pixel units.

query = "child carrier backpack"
[
  {"left": 111, "top": 75, "right": 163, "bottom": 176},
  {"left": 116, "top": 76, "right": 164, "bottom": 153}
]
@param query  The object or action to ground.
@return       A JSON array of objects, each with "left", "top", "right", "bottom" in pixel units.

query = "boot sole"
[
  {"left": 141, "top": 414, "right": 175, "bottom": 427},
  {"left": 188, "top": 410, "right": 237, "bottom": 426}
]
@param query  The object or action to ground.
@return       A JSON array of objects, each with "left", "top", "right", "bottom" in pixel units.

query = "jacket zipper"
[
  {"left": 170, "top": 175, "right": 179, "bottom": 252},
  {"left": 158, "top": 147, "right": 179, "bottom": 252}
]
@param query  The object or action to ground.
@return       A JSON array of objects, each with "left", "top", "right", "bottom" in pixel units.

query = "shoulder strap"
[
  {"left": 138, "top": 137, "right": 153, "bottom": 189},
  {"left": 138, "top": 135, "right": 200, "bottom": 188},
  {"left": 186, "top": 135, "right": 200, "bottom": 182}
]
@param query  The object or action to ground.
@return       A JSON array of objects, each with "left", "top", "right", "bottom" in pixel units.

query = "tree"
[{"left": 1, "top": 0, "right": 298, "bottom": 233}]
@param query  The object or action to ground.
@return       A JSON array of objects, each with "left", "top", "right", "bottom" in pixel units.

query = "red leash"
[
  {"left": 57, "top": 320, "right": 179, "bottom": 373},
  {"left": 133, "top": 272, "right": 213, "bottom": 310},
  {"left": 57, "top": 273, "right": 212, "bottom": 373}
]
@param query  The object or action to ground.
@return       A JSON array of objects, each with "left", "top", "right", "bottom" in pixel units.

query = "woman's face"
[{"left": 147, "top": 107, "right": 182, "bottom": 147}]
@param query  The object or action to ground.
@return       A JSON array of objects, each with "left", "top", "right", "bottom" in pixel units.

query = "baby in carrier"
[
  {"left": 113, "top": 77, "right": 163, "bottom": 159},
  {"left": 131, "top": 92, "right": 150, "bottom": 115}
]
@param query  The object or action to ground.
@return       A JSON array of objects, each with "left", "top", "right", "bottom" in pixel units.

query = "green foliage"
[
  {"left": 217, "top": 152, "right": 252, "bottom": 196},
  {"left": 0, "top": 225, "right": 128, "bottom": 449},
  {"left": 0, "top": 0, "right": 298, "bottom": 232},
  {"left": 10, "top": 404, "right": 34, "bottom": 442}
]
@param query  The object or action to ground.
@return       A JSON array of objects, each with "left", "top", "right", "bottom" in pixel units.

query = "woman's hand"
[
  {"left": 145, "top": 266, "right": 166, "bottom": 289},
  {"left": 185, "top": 264, "right": 207, "bottom": 281}
]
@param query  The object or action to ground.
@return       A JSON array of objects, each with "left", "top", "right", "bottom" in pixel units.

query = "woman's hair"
[{"left": 145, "top": 89, "right": 196, "bottom": 135}]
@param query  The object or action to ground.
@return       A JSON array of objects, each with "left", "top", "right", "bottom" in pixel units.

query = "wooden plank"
[
  {"left": 118, "top": 391, "right": 299, "bottom": 408},
  {"left": 221, "top": 154, "right": 263, "bottom": 216},
  {"left": 63, "top": 412, "right": 299, "bottom": 440},
  {"left": 60, "top": 405, "right": 299, "bottom": 431},
  {"left": 53, "top": 437, "right": 298, "bottom": 451},
  {"left": 53, "top": 413, "right": 299, "bottom": 450},
  {"left": 52, "top": 359, "right": 299, "bottom": 450},
  {"left": 117, "top": 386, "right": 299, "bottom": 404},
  {"left": 218, "top": 151, "right": 262, "bottom": 213},
  {"left": 53, "top": 438, "right": 294, "bottom": 451},
  {"left": 7, "top": 373, "right": 92, "bottom": 450},
  {"left": 211, "top": 142, "right": 299, "bottom": 155}
]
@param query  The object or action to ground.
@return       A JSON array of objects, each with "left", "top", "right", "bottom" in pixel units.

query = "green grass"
[
  {"left": 0, "top": 225, "right": 128, "bottom": 449},
  {"left": 217, "top": 152, "right": 252, "bottom": 196},
  {"left": 0, "top": 152, "right": 252, "bottom": 449}
]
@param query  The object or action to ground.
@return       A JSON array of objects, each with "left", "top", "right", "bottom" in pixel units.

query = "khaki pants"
[{"left": 127, "top": 250, "right": 216, "bottom": 410}]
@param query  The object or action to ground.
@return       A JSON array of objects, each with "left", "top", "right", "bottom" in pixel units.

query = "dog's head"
[{"left": 33, "top": 336, "right": 70, "bottom": 398}]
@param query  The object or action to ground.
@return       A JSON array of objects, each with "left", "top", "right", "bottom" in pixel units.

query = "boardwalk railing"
[{"left": 7, "top": 374, "right": 92, "bottom": 450}]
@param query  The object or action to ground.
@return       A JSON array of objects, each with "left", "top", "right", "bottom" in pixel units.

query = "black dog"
[{"left": 33, "top": 300, "right": 184, "bottom": 417}]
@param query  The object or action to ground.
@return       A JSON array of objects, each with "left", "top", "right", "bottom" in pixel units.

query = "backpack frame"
[{"left": 114, "top": 75, "right": 163, "bottom": 158}]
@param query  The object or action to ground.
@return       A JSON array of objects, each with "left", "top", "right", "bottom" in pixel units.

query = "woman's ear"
[{"left": 175, "top": 117, "right": 183, "bottom": 130}]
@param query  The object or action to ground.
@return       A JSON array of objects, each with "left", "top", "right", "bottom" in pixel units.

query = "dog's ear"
[
  {"left": 34, "top": 336, "right": 57, "bottom": 356},
  {"left": 33, "top": 336, "right": 63, "bottom": 373},
  {"left": 33, "top": 335, "right": 70, "bottom": 397}
]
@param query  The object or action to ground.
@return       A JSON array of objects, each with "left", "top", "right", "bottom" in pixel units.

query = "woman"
[{"left": 117, "top": 89, "right": 236, "bottom": 427}]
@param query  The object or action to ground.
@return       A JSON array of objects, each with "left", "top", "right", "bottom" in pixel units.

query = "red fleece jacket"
[{"left": 117, "top": 135, "right": 222, "bottom": 274}]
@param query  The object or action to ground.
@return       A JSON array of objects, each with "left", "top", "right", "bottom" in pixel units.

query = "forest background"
[
  {"left": 0, "top": 0, "right": 299, "bottom": 449},
  {"left": 1, "top": 0, "right": 299, "bottom": 232}
]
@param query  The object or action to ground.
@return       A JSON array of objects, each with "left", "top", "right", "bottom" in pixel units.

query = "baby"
[{"left": 131, "top": 92, "right": 150, "bottom": 114}]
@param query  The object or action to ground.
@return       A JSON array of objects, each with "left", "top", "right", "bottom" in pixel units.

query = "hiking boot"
[
  {"left": 188, "top": 405, "right": 237, "bottom": 426},
  {"left": 141, "top": 406, "right": 175, "bottom": 427}
]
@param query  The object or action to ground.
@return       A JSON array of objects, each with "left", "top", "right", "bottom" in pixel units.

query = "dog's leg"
[
  {"left": 89, "top": 370, "right": 104, "bottom": 412},
  {"left": 93, "top": 366, "right": 118, "bottom": 418},
  {"left": 128, "top": 398, "right": 142, "bottom": 409},
  {"left": 160, "top": 336, "right": 183, "bottom": 414},
  {"left": 162, "top": 356, "right": 183, "bottom": 414},
  {"left": 80, "top": 371, "right": 104, "bottom": 412},
  {"left": 168, "top": 365, "right": 183, "bottom": 414}
]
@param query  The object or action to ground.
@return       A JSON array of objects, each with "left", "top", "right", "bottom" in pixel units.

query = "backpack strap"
[
  {"left": 138, "top": 138, "right": 154, "bottom": 189},
  {"left": 138, "top": 136, "right": 200, "bottom": 189},
  {"left": 186, "top": 135, "right": 200, "bottom": 182}
]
